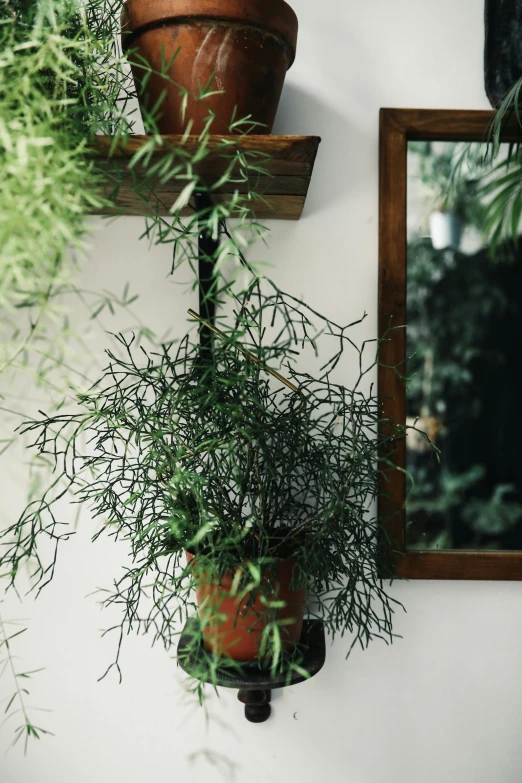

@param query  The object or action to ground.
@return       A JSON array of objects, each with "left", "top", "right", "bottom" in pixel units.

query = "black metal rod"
[
  {"left": 237, "top": 689, "right": 272, "bottom": 723},
  {"left": 194, "top": 190, "right": 219, "bottom": 351}
]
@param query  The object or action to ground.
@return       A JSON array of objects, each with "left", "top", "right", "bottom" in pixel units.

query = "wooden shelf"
[{"left": 90, "top": 135, "right": 321, "bottom": 221}]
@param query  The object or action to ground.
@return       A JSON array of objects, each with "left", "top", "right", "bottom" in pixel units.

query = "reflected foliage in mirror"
[{"left": 406, "top": 140, "right": 522, "bottom": 551}]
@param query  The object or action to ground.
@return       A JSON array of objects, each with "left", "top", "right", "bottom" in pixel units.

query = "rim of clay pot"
[
  {"left": 186, "top": 551, "right": 301, "bottom": 568},
  {"left": 122, "top": 0, "right": 298, "bottom": 66}
]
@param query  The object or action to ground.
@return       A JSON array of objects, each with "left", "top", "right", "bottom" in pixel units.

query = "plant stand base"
[
  {"left": 238, "top": 688, "right": 272, "bottom": 723},
  {"left": 177, "top": 618, "right": 325, "bottom": 723}
]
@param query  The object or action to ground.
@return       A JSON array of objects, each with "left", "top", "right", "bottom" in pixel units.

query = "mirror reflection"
[{"left": 406, "top": 140, "right": 522, "bottom": 551}]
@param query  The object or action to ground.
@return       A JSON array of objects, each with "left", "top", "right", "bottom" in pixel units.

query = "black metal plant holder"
[
  {"left": 177, "top": 618, "right": 326, "bottom": 723},
  {"left": 187, "top": 194, "right": 326, "bottom": 722},
  {"left": 194, "top": 190, "right": 219, "bottom": 347}
]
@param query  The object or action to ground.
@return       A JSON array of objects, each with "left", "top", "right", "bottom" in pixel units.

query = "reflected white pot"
[{"left": 429, "top": 211, "right": 463, "bottom": 250}]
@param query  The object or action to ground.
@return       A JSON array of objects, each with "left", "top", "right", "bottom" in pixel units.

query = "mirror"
[{"left": 379, "top": 109, "right": 522, "bottom": 579}]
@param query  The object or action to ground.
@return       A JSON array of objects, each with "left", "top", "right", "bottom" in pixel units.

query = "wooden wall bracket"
[{"left": 90, "top": 135, "right": 321, "bottom": 221}]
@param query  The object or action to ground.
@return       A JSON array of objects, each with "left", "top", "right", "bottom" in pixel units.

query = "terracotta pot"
[
  {"left": 121, "top": 0, "right": 298, "bottom": 135},
  {"left": 186, "top": 552, "right": 307, "bottom": 662}
]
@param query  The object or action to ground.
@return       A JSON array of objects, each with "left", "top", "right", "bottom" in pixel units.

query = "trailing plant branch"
[
  {"left": 0, "top": 272, "right": 412, "bottom": 687},
  {"left": 0, "top": 606, "right": 52, "bottom": 753}
]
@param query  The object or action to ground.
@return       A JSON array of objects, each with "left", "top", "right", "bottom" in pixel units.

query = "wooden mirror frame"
[{"left": 378, "top": 108, "right": 522, "bottom": 580}]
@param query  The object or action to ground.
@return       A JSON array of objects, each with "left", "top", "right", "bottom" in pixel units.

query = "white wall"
[{"left": 4, "top": 1, "right": 522, "bottom": 782}]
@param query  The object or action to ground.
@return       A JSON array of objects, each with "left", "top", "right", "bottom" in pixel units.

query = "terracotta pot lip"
[
  {"left": 122, "top": 0, "right": 298, "bottom": 65},
  {"left": 186, "top": 550, "right": 299, "bottom": 566}
]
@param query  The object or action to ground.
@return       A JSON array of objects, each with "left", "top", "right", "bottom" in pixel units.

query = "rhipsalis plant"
[
  {"left": 1, "top": 272, "right": 408, "bottom": 700},
  {"left": 0, "top": 609, "right": 52, "bottom": 752}
]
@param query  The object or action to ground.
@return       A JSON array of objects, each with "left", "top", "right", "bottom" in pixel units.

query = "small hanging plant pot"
[
  {"left": 186, "top": 552, "right": 307, "bottom": 662},
  {"left": 429, "top": 210, "right": 463, "bottom": 250},
  {"left": 121, "top": 0, "right": 298, "bottom": 135}
]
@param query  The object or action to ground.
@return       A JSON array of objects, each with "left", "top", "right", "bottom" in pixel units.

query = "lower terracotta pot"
[
  {"left": 121, "top": 0, "right": 298, "bottom": 135},
  {"left": 186, "top": 552, "right": 307, "bottom": 662}
]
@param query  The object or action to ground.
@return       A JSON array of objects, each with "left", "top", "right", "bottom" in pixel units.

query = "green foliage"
[
  {"left": 474, "top": 147, "right": 522, "bottom": 253},
  {"left": 406, "top": 237, "right": 507, "bottom": 410},
  {"left": 0, "top": 608, "right": 52, "bottom": 753},
  {"left": 462, "top": 484, "right": 522, "bottom": 537},
  {"left": 0, "top": 0, "right": 413, "bottom": 747},
  {"left": 0, "top": 0, "right": 266, "bottom": 379},
  {"left": 409, "top": 140, "right": 484, "bottom": 222},
  {"left": 453, "top": 82, "right": 522, "bottom": 252},
  {"left": 408, "top": 134, "right": 522, "bottom": 255},
  {"left": 1, "top": 272, "right": 407, "bottom": 688},
  {"left": 0, "top": 0, "right": 269, "bottom": 749},
  {"left": 406, "top": 234, "right": 522, "bottom": 549},
  {"left": 411, "top": 141, "right": 460, "bottom": 210},
  {"left": 0, "top": 0, "right": 110, "bottom": 370}
]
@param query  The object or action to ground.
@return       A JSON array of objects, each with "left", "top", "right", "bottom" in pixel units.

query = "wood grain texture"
[
  {"left": 378, "top": 109, "right": 408, "bottom": 553},
  {"left": 378, "top": 108, "right": 522, "bottom": 581},
  {"left": 394, "top": 551, "right": 522, "bottom": 580},
  {"left": 90, "top": 135, "right": 321, "bottom": 220},
  {"left": 96, "top": 193, "right": 307, "bottom": 221},
  {"left": 379, "top": 108, "right": 522, "bottom": 142}
]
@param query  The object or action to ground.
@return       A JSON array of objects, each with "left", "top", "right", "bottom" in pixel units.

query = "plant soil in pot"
[
  {"left": 121, "top": 0, "right": 298, "bottom": 135},
  {"left": 186, "top": 552, "right": 307, "bottom": 662}
]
